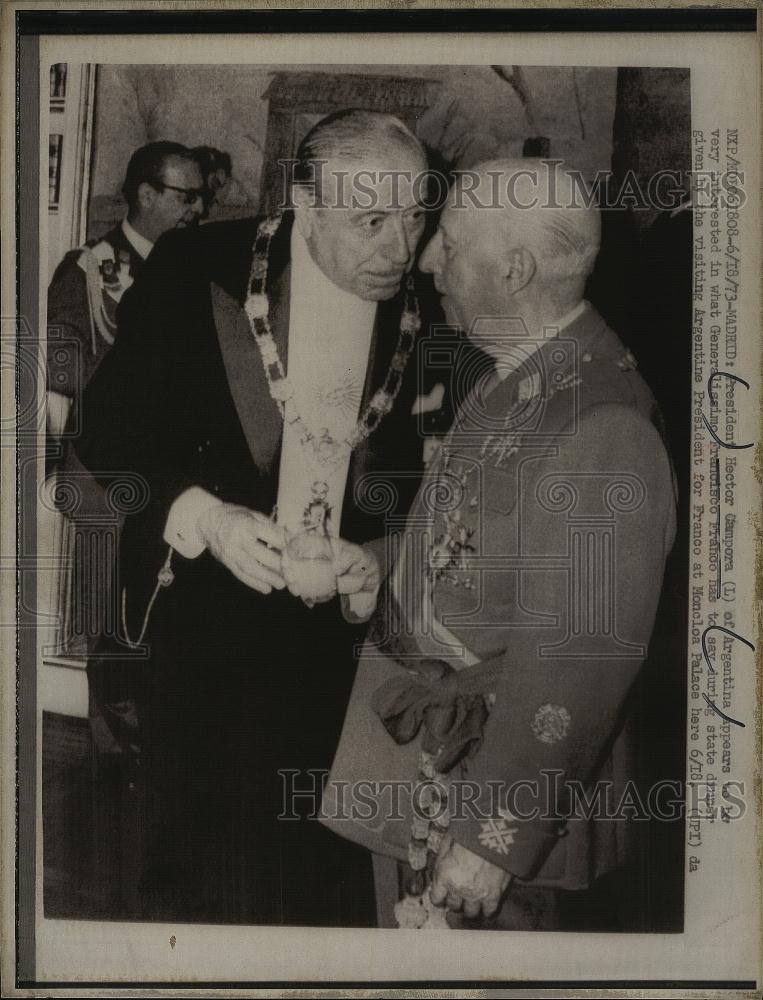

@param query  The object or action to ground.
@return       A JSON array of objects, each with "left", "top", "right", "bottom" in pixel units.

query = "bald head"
[
  {"left": 420, "top": 159, "right": 601, "bottom": 338},
  {"left": 457, "top": 159, "right": 600, "bottom": 282}
]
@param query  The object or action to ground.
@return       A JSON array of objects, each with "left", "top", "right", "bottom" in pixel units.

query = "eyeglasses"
[{"left": 153, "top": 181, "right": 204, "bottom": 205}]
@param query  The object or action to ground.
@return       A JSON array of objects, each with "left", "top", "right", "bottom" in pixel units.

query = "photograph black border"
[{"left": 12, "top": 5, "right": 759, "bottom": 992}]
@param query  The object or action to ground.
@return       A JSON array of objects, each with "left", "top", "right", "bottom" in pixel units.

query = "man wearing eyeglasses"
[{"left": 47, "top": 141, "right": 204, "bottom": 408}]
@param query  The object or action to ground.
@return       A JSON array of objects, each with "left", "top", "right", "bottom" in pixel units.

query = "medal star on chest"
[
  {"left": 428, "top": 457, "right": 479, "bottom": 586},
  {"left": 285, "top": 372, "right": 365, "bottom": 465},
  {"left": 310, "top": 371, "right": 364, "bottom": 422}
]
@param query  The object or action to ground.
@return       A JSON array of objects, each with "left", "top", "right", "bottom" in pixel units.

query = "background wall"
[{"left": 87, "top": 63, "right": 622, "bottom": 236}]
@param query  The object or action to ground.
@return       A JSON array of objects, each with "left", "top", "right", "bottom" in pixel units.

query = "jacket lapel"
[
  {"left": 207, "top": 212, "right": 294, "bottom": 476},
  {"left": 346, "top": 290, "right": 403, "bottom": 493},
  {"left": 210, "top": 266, "right": 289, "bottom": 475},
  {"left": 360, "top": 293, "right": 402, "bottom": 410}
]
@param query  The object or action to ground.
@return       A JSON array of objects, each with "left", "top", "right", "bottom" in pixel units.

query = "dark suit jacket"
[
  {"left": 323, "top": 304, "right": 678, "bottom": 890},
  {"left": 74, "top": 212, "right": 433, "bottom": 645}
]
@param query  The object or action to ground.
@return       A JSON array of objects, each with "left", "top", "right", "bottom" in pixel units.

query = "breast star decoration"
[{"left": 531, "top": 703, "right": 572, "bottom": 744}]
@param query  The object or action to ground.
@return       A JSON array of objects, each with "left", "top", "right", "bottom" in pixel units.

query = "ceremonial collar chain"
[{"left": 243, "top": 212, "right": 421, "bottom": 466}]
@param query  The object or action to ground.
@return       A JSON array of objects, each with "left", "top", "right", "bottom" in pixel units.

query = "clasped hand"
[
  {"left": 281, "top": 535, "right": 380, "bottom": 602},
  {"left": 198, "top": 502, "right": 379, "bottom": 599},
  {"left": 431, "top": 834, "right": 511, "bottom": 920}
]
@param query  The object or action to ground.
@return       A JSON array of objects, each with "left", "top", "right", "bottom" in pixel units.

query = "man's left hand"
[
  {"left": 430, "top": 834, "right": 512, "bottom": 920},
  {"left": 330, "top": 537, "right": 380, "bottom": 596}
]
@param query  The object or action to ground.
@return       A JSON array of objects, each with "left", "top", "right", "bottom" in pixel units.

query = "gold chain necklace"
[{"left": 243, "top": 212, "right": 421, "bottom": 528}]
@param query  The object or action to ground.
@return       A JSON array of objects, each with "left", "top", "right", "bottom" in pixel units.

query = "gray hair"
[
  {"left": 464, "top": 158, "right": 601, "bottom": 282},
  {"left": 293, "top": 109, "right": 424, "bottom": 191}
]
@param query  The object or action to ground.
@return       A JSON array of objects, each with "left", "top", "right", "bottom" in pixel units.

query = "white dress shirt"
[
  {"left": 275, "top": 226, "right": 376, "bottom": 536},
  {"left": 121, "top": 218, "right": 154, "bottom": 261}
]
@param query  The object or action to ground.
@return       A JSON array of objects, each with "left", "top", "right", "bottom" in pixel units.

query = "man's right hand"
[{"left": 197, "top": 503, "right": 286, "bottom": 594}]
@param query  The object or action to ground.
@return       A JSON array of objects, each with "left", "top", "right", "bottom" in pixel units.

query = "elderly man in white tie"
[{"left": 74, "top": 110, "right": 446, "bottom": 925}]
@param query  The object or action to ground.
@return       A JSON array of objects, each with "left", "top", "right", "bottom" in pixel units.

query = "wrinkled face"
[
  {"left": 420, "top": 200, "right": 506, "bottom": 335},
  {"left": 296, "top": 150, "right": 427, "bottom": 301},
  {"left": 146, "top": 156, "right": 205, "bottom": 235}
]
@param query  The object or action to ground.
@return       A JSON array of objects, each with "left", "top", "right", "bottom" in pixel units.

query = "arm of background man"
[
  {"left": 46, "top": 391, "right": 72, "bottom": 440},
  {"left": 46, "top": 252, "right": 91, "bottom": 400},
  {"left": 71, "top": 231, "right": 201, "bottom": 532},
  {"left": 447, "top": 403, "right": 678, "bottom": 879}
]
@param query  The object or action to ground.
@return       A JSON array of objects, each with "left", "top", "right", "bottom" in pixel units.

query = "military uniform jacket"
[
  {"left": 322, "top": 304, "right": 678, "bottom": 889},
  {"left": 47, "top": 223, "right": 144, "bottom": 396}
]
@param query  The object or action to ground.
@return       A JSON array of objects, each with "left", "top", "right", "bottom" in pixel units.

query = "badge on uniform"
[
  {"left": 531, "top": 703, "right": 571, "bottom": 744},
  {"left": 79, "top": 241, "right": 134, "bottom": 303},
  {"left": 77, "top": 240, "right": 135, "bottom": 350},
  {"left": 477, "top": 806, "right": 519, "bottom": 856}
]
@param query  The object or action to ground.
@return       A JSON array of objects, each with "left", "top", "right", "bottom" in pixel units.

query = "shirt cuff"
[
  {"left": 340, "top": 584, "right": 380, "bottom": 624},
  {"left": 163, "top": 486, "right": 223, "bottom": 558},
  {"left": 347, "top": 586, "right": 379, "bottom": 621}
]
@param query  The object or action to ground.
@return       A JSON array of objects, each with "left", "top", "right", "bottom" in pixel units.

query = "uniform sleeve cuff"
[
  {"left": 448, "top": 811, "right": 563, "bottom": 880},
  {"left": 163, "top": 486, "right": 223, "bottom": 558}
]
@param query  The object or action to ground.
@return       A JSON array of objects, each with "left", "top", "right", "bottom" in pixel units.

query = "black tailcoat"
[{"left": 74, "top": 212, "right": 435, "bottom": 924}]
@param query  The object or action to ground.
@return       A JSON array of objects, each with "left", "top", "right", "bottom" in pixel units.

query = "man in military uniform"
[
  {"left": 322, "top": 160, "right": 678, "bottom": 930},
  {"left": 47, "top": 140, "right": 204, "bottom": 410}
]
